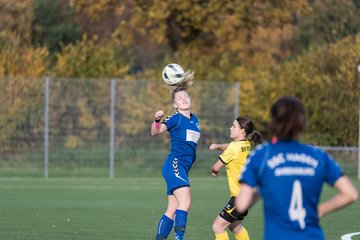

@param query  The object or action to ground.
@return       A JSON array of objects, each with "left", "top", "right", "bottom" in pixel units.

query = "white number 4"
[{"left": 288, "top": 180, "right": 307, "bottom": 229}]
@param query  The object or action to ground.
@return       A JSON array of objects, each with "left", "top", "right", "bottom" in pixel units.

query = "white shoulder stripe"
[{"left": 163, "top": 112, "right": 179, "bottom": 122}]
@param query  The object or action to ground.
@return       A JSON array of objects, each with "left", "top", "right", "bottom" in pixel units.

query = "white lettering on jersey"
[
  {"left": 186, "top": 129, "right": 200, "bottom": 143},
  {"left": 275, "top": 167, "right": 315, "bottom": 176},
  {"left": 286, "top": 153, "right": 318, "bottom": 168},
  {"left": 267, "top": 152, "right": 319, "bottom": 171},
  {"left": 267, "top": 153, "right": 286, "bottom": 169}
]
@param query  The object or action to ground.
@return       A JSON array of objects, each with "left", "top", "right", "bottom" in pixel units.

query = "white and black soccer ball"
[{"left": 162, "top": 63, "right": 185, "bottom": 86}]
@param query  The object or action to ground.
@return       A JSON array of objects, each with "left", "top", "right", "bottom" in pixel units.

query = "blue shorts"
[{"left": 162, "top": 156, "right": 191, "bottom": 195}]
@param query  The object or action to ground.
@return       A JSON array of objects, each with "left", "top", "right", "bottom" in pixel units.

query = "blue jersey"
[
  {"left": 163, "top": 112, "right": 201, "bottom": 164},
  {"left": 161, "top": 112, "right": 201, "bottom": 195},
  {"left": 240, "top": 141, "right": 343, "bottom": 240}
]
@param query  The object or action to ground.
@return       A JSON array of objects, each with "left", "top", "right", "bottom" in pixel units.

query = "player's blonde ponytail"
[{"left": 171, "top": 70, "right": 194, "bottom": 103}]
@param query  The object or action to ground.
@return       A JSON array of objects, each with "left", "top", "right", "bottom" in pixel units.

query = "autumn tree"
[
  {"left": 32, "top": 0, "right": 81, "bottom": 52},
  {"left": 254, "top": 35, "right": 360, "bottom": 145},
  {"left": 48, "top": 35, "right": 131, "bottom": 148},
  {"left": 294, "top": 0, "right": 360, "bottom": 52},
  {"left": 69, "top": 0, "right": 309, "bottom": 78},
  {"left": 0, "top": 0, "right": 33, "bottom": 46}
]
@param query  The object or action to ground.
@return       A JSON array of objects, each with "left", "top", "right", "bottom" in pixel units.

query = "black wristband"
[{"left": 155, "top": 119, "right": 161, "bottom": 123}]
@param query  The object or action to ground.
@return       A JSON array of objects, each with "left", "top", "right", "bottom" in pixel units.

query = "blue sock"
[
  {"left": 174, "top": 209, "right": 188, "bottom": 240},
  {"left": 155, "top": 214, "right": 174, "bottom": 240}
]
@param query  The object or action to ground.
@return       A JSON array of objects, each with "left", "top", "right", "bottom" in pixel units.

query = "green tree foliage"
[
  {"left": 294, "top": 0, "right": 360, "bottom": 51},
  {"left": 0, "top": 34, "right": 48, "bottom": 153},
  {"left": 0, "top": 0, "right": 49, "bottom": 77},
  {"left": 49, "top": 35, "right": 131, "bottom": 148},
  {"left": 0, "top": 0, "right": 33, "bottom": 45},
  {"left": 0, "top": 77, "right": 44, "bottom": 154},
  {"left": 261, "top": 35, "right": 360, "bottom": 145},
  {"left": 46, "top": 77, "right": 111, "bottom": 149},
  {"left": 32, "top": 0, "right": 81, "bottom": 52},
  {"left": 0, "top": 0, "right": 359, "bottom": 147},
  {"left": 0, "top": 1, "right": 49, "bottom": 154},
  {"left": 69, "top": 0, "right": 117, "bottom": 22},
  {"left": 0, "top": 47, "right": 48, "bottom": 78},
  {"left": 54, "top": 35, "right": 130, "bottom": 78},
  {"left": 70, "top": 0, "right": 309, "bottom": 78}
]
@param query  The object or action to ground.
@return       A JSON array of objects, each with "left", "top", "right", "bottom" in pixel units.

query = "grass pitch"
[{"left": 0, "top": 177, "right": 359, "bottom": 240}]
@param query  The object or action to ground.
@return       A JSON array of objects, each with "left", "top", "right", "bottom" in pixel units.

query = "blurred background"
[{"left": 0, "top": 0, "right": 359, "bottom": 178}]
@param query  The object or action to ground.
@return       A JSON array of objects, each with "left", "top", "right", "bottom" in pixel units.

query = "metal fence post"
[
  {"left": 109, "top": 79, "right": 116, "bottom": 178},
  {"left": 44, "top": 77, "right": 49, "bottom": 178},
  {"left": 234, "top": 82, "right": 240, "bottom": 118},
  {"left": 357, "top": 65, "right": 360, "bottom": 180}
]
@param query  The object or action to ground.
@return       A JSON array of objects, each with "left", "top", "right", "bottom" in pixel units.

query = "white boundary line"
[{"left": 341, "top": 232, "right": 360, "bottom": 240}]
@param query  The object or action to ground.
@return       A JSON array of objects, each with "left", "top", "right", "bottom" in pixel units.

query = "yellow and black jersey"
[{"left": 219, "top": 140, "right": 251, "bottom": 197}]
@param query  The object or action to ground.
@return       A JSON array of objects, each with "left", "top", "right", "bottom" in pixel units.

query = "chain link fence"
[{"left": 0, "top": 77, "right": 359, "bottom": 178}]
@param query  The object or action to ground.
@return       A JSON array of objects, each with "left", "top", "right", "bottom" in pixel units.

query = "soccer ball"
[{"left": 162, "top": 63, "right": 185, "bottom": 86}]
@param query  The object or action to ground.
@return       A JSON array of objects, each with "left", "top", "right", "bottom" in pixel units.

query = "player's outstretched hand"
[
  {"left": 210, "top": 167, "right": 218, "bottom": 177},
  {"left": 209, "top": 144, "right": 218, "bottom": 151},
  {"left": 154, "top": 110, "right": 164, "bottom": 121}
]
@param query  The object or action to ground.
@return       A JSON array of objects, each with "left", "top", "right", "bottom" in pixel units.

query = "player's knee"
[
  {"left": 178, "top": 199, "right": 191, "bottom": 211},
  {"left": 212, "top": 222, "right": 223, "bottom": 234},
  {"left": 165, "top": 204, "right": 178, "bottom": 218},
  {"left": 165, "top": 209, "right": 176, "bottom": 219},
  {"left": 228, "top": 224, "right": 242, "bottom": 234},
  {"left": 185, "top": 200, "right": 191, "bottom": 210}
]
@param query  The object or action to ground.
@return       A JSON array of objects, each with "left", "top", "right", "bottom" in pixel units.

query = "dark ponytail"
[
  {"left": 236, "top": 116, "right": 263, "bottom": 146},
  {"left": 250, "top": 130, "right": 263, "bottom": 145}
]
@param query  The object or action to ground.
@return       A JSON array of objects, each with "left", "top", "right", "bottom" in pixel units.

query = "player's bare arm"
[
  {"left": 210, "top": 159, "right": 224, "bottom": 176},
  {"left": 235, "top": 184, "right": 259, "bottom": 213},
  {"left": 209, "top": 143, "right": 229, "bottom": 151},
  {"left": 318, "top": 176, "right": 358, "bottom": 218},
  {"left": 151, "top": 110, "right": 167, "bottom": 136}
]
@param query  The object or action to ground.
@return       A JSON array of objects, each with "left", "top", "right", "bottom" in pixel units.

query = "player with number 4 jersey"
[{"left": 236, "top": 96, "right": 358, "bottom": 240}]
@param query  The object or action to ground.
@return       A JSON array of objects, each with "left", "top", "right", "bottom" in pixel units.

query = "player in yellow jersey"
[{"left": 209, "top": 116, "right": 262, "bottom": 240}]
